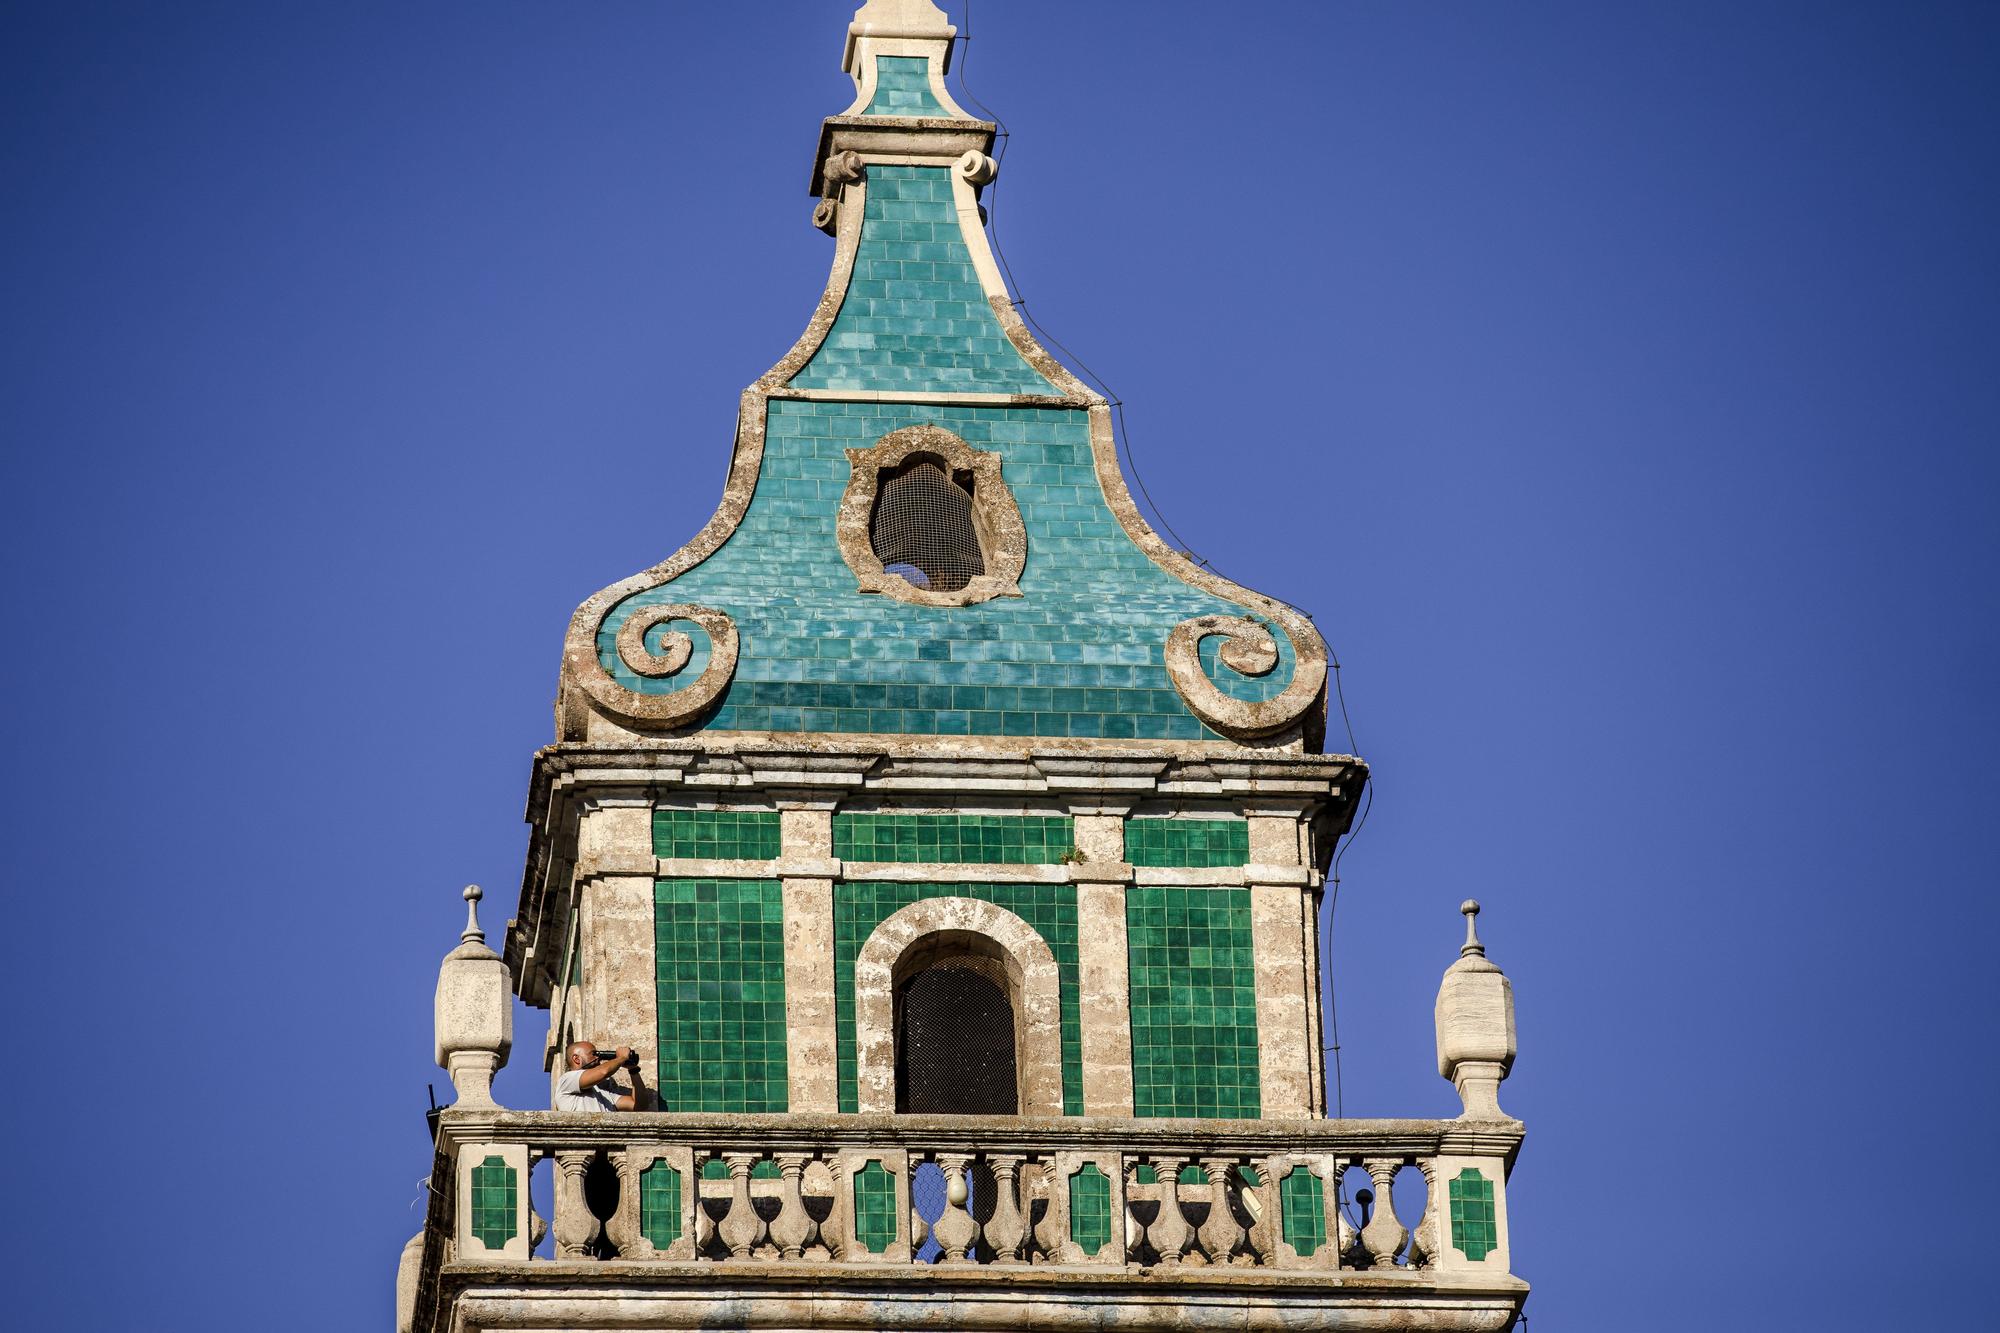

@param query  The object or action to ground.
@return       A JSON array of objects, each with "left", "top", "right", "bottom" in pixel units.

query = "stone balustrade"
[{"left": 429, "top": 1110, "right": 1519, "bottom": 1280}]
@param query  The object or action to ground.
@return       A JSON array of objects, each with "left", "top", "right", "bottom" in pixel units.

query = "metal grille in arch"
[
  {"left": 895, "top": 962, "right": 1018, "bottom": 1114},
  {"left": 869, "top": 459, "right": 985, "bottom": 592}
]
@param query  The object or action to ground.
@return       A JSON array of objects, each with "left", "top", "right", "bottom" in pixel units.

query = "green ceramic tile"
[
  {"left": 833, "top": 812, "right": 1074, "bottom": 864},
  {"left": 1125, "top": 886, "right": 1260, "bottom": 1118},
  {"left": 468, "top": 1155, "right": 516, "bottom": 1250},
  {"left": 854, "top": 1160, "right": 898, "bottom": 1254},
  {"left": 654, "top": 879, "right": 788, "bottom": 1113},
  {"left": 652, "top": 808, "right": 782, "bottom": 860},
  {"left": 861, "top": 56, "right": 946, "bottom": 116},
  {"left": 640, "top": 1162, "right": 683, "bottom": 1248},
  {"left": 1280, "top": 1167, "right": 1326, "bottom": 1256},
  {"left": 1449, "top": 1169, "right": 1498, "bottom": 1262},
  {"left": 1124, "top": 818, "right": 1249, "bottom": 868},
  {"left": 1068, "top": 1162, "right": 1111, "bottom": 1255}
]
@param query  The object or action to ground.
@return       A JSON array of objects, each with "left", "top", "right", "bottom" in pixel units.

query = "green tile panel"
[
  {"left": 654, "top": 879, "right": 789, "bottom": 1113},
  {"left": 652, "top": 808, "right": 781, "bottom": 860},
  {"left": 1449, "top": 1168, "right": 1498, "bottom": 1262},
  {"left": 853, "top": 1160, "right": 899, "bottom": 1254},
  {"left": 598, "top": 399, "right": 1303, "bottom": 741},
  {"left": 1125, "top": 886, "right": 1261, "bottom": 1119},
  {"left": 833, "top": 881, "right": 1083, "bottom": 1114},
  {"left": 860, "top": 56, "right": 946, "bottom": 117},
  {"left": 834, "top": 813, "right": 1074, "bottom": 864},
  {"left": 1068, "top": 1163, "right": 1112, "bottom": 1255},
  {"left": 639, "top": 1162, "right": 683, "bottom": 1249},
  {"left": 468, "top": 1156, "right": 517, "bottom": 1251},
  {"left": 1279, "top": 1167, "right": 1326, "bottom": 1256},
  {"left": 1124, "top": 817, "right": 1250, "bottom": 868}
]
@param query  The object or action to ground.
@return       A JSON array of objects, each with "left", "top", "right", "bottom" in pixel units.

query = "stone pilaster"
[
  {"left": 1245, "top": 805, "right": 1314, "bottom": 1119},
  {"left": 1069, "top": 804, "right": 1133, "bottom": 1116},
  {"left": 575, "top": 800, "right": 659, "bottom": 1098},
  {"left": 778, "top": 802, "right": 840, "bottom": 1112}
]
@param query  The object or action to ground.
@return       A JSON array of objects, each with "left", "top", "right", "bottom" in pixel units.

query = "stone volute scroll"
[
  {"left": 435, "top": 884, "right": 513, "bottom": 1109},
  {"left": 566, "top": 602, "right": 741, "bottom": 732},
  {"left": 1164, "top": 611, "right": 1328, "bottom": 741},
  {"left": 1434, "top": 900, "right": 1517, "bottom": 1120}
]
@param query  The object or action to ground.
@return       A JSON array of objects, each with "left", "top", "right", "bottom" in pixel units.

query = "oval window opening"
[{"left": 869, "top": 458, "right": 985, "bottom": 593}]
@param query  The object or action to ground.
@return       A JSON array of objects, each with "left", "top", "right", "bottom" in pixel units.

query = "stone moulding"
[{"left": 836, "top": 424, "right": 1026, "bottom": 606}]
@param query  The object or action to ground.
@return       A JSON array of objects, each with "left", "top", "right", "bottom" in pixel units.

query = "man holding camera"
[{"left": 554, "top": 1040, "right": 646, "bottom": 1112}]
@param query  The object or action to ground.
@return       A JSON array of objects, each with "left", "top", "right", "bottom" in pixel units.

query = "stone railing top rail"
[{"left": 435, "top": 1109, "right": 1523, "bottom": 1160}]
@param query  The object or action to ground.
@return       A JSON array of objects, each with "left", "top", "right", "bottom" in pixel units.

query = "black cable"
[{"left": 953, "top": 7, "right": 1214, "bottom": 568}]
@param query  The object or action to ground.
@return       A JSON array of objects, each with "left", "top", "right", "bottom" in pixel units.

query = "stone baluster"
[
  {"left": 718, "top": 1154, "right": 765, "bottom": 1259},
  {"left": 1247, "top": 1156, "right": 1284, "bottom": 1265},
  {"left": 932, "top": 1153, "right": 979, "bottom": 1263},
  {"left": 553, "top": 1151, "right": 601, "bottom": 1259},
  {"left": 1030, "top": 1160, "right": 1062, "bottom": 1262},
  {"left": 984, "top": 1154, "right": 1027, "bottom": 1262},
  {"left": 527, "top": 1150, "right": 550, "bottom": 1254},
  {"left": 1358, "top": 1159, "right": 1409, "bottom": 1269},
  {"left": 770, "top": 1153, "right": 813, "bottom": 1260},
  {"left": 604, "top": 1151, "right": 639, "bottom": 1257},
  {"left": 1332, "top": 1159, "right": 1362, "bottom": 1268},
  {"left": 1148, "top": 1157, "right": 1190, "bottom": 1265},
  {"left": 1198, "top": 1158, "right": 1245, "bottom": 1265},
  {"left": 1406, "top": 1158, "right": 1438, "bottom": 1270}
]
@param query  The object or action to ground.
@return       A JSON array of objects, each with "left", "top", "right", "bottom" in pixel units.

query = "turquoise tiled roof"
[
  {"left": 598, "top": 400, "right": 1296, "bottom": 741},
  {"left": 791, "top": 167, "right": 1056, "bottom": 395}
]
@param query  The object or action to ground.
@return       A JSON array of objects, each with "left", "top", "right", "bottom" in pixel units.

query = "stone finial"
[
  {"left": 1434, "top": 900, "right": 1517, "bottom": 1120},
  {"left": 460, "top": 881, "right": 486, "bottom": 944},
  {"left": 435, "top": 884, "right": 513, "bottom": 1108}
]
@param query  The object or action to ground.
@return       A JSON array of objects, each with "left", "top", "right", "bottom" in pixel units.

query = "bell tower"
[{"left": 399, "top": 4, "right": 1529, "bottom": 1330}]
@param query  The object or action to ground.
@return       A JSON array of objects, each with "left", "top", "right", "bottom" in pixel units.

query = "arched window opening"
[
  {"left": 869, "top": 456, "right": 985, "bottom": 593},
  {"left": 894, "top": 942, "right": 1020, "bottom": 1115}
]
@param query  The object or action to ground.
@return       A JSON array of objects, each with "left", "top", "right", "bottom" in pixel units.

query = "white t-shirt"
[{"left": 554, "top": 1068, "right": 623, "bottom": 1113}]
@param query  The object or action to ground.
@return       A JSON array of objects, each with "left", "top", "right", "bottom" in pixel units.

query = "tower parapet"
[{"left": 402, "top": 5, "right": 1527, "bottom": 1330}]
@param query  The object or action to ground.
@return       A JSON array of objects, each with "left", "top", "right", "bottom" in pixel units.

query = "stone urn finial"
[
  {"left": 434, "top": 884, "right": 513, "bottom": 1108},
  {"left": 1434, "top": 900, "right": 1516, "bottom": 1120}
]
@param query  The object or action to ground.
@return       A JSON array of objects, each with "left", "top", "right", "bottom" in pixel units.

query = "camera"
[{"left": 591, "top": 1048, "right": 639, "bottom": 1068}]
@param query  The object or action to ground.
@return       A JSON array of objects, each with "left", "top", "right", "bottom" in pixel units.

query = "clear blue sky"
[{"left": 3, "top": 2, "right": 1994, "bottom": 1328}]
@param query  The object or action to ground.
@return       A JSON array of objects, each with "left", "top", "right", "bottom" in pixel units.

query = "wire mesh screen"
[
  {"left": 895, "top": 963, "right": 1019, "bottom": 1114},
  {"left": 870, "top": 460, "right": 985, "bottom": 592}
]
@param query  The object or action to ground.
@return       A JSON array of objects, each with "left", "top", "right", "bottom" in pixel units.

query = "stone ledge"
[
  {"left": 433, "top": 1108, "right": 1526, "bottom": 1162},
  {"left": 435, "top": 1266, "right": 1528, "bottom": 1333}
]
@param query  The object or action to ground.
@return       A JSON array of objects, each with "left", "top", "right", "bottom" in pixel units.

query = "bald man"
[{"left": 554, "top": 1041, "right": 645, "bottom": 1112}]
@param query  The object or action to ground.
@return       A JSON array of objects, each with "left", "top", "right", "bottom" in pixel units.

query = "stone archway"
[{"left": 853, "top": 897, "right": 1064, "bottom": 1115}]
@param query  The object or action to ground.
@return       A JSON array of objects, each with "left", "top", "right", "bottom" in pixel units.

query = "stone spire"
[
  {"left": 434, "top": 884, "right": 512, "bottom": 1108},
  {"left": 1434, "top": 900, "right": 1517, "bottom": 1120}
]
